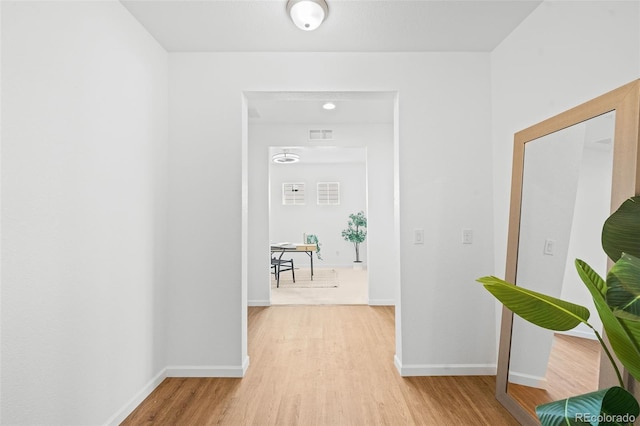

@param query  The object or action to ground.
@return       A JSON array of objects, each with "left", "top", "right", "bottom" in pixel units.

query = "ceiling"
[
  {"left": 246, "top": 91, "right": 395, "bottom": 124},
  {"left": 248, "top": 98, "right": 393, "bottom": 124},
  {"left": 119, "top": 0, "right": 544, "bottom": 151},
  {"left": 252, "top": 93, "right": 390, "bottom": 164},
  {"left": 120, "top": 0, "right": 543, "bottom": 53}
]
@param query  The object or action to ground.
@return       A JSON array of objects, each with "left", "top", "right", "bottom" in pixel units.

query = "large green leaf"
[
  {"left": 575, "top": 260, "right": 608, "bottom": 307},
  {"left": 575, "top": 258, "right": 608, "bottom": 298},
  {"left": 603, "top": 196, "right": 640, "bottom": 262},
  {"left": 576, "top": 260, "right": 640, "bottom": 382},
  {"left": 609, "top": 252, "right": 640, "bottom": 373},
  {"left": 607, "top": 253, "right": 640, "bottom": 315},
  {"left": 617, "top": 315, "right": 640, "bottom": 371},
  {"left": 477, "top": 276, "right": 589, "bottom": 331},
  {"left": 536, "top": 386, "right": 639, "bottom": 426}
]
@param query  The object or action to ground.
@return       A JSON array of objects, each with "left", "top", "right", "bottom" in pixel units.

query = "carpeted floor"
[
  {"left": 271, "top": 267, "right": 339, "bottom": 288},
  {"left": 271, "top": 267, "right": 367, "bottom": 305}
]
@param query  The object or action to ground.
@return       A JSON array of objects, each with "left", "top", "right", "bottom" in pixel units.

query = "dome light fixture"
[
  {"left": 272, "top": 152, "right": 300, "bottom": 164},
  {"left": 287, "top": 0, "right": 328, "bottom": 31},
  {"left": 322, "top": 102, "right": 336, "bottom": 110}
]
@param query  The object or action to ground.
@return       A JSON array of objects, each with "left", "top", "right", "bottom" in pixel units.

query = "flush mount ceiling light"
[
  {"left": 272, "top": 152, "right": 300, "bottom": 164},
  {"left": 322, "top": 102, "right": 336, "bottom": 110},
  {"left": 287, "top": 0, "right": 328, "bottom": 31}
]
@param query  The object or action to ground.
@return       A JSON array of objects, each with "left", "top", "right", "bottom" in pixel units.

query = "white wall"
[
  {"left": 168, "top": 52, "right": 497, "bottom": 377},
  {"left": 249, "top": 122, "right": 395, "bottom": 306},
  {"left": 0, "top": 3, "right": 4, "bottom": 422},
  {"left": 1, "top": 2, "right": 168, "bottom": 425},
  {"left": 491, "top": 0, "right": 640, "bottom": 279}
]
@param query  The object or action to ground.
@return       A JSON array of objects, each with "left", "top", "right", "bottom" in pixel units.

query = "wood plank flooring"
[
  {"left": 122, "top": 306, "right": 518, "bottom": 425},
  {"left": 509, "top": 333, "right": 600, "bottom": 418}
]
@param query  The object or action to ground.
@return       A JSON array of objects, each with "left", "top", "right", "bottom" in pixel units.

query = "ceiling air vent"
[{"left": 309, "top": 129, "right": 333, "bottom": 141}]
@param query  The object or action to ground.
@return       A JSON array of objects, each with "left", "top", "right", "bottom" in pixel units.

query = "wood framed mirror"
[{"left": 498, "top": 80, "right": 640, "bottom": 424}]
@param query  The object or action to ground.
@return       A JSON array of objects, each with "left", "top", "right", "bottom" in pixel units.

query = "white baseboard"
[
  {"left": 166, "top": 358, "right": 250, "bottom": 378},
  {"left": 508, "top": 371, "right": 547, "bottom": 389},
  {"left": 104, "top": 368, "right": 167, "bottom": 426},
  {"left": 105, "top": 358, "right": 251, "bottom": 425},
  {"left": 369, "top": 299, "right": 395, "bottom": 306},
  {"left": 394, "top": 354, "right": 403, "bottom": 374},
  {"left": 248, "top": 299, "right": 270, "bottom": 306},
  {"left": 558, "top": 327, "right": 597, "bottom": 340},
  {"left": 394, "top": 355, "right": 496, "bottom": 376},
  {"left": 242, "top": 355, "right": 250, "bottom": 374}
]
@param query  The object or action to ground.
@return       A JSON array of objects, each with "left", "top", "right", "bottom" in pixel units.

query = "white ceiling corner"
[
  {"left": 119, "top": 1, "right": 544, "bottom": 130},
  {"left": 120, "top": 0, "right": 543, "bottom": 53}
]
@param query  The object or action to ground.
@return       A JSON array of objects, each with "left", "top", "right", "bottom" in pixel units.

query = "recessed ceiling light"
[
  {"left": 272, "top": 152, "right": 300, "bottom": 164},
  {"left": 323, "top": 102, "right": 336, "bottom": 110}
]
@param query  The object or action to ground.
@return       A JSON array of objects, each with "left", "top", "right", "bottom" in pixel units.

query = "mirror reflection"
[{"left": 507, "top": 111, "right": 615, "bottom": 417}]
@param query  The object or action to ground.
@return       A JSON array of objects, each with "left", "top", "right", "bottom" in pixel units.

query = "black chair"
[{"left": 271, "top": 257, "right": 295, "bottom": 288}]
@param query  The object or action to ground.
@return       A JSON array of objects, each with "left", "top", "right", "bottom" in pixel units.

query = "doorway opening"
[
  {"left": 243, "top": 91, "right": 398, "bottom": 305},
  {"left": 268, "top": 145, "right": 369, "bottom": 305},
  {"left": 241, "top": 90, "right": 401, "bottom": 368}
]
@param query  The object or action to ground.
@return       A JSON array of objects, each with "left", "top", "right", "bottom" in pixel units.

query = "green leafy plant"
[
  {"left": 341, "top": 211, "right": 367, "bottom": 263},
  {"left": 305, "top": 234, "right": 322, "bottom": 260},
  {"left": 478, "top": 196, "right": 640, "bottom": 426}
]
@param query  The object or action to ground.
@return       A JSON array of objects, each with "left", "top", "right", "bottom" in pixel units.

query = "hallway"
[{"left": 123, "top": 306, "right": 517, "bottom": 425}]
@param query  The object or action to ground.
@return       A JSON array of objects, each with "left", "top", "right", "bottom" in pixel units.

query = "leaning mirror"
[{"left": 497, "top": 80, "right": 640, "bottom": 425}]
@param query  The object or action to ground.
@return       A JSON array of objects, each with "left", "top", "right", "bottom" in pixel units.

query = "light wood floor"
[
  {"left": 122, "top": 306, "right": 518, "bottom": 425},
  {"left": 509, "top": 333, "right": 600, "bottom": 418}
]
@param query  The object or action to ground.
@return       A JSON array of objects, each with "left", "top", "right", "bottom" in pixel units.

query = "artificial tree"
[{"left": 341, "top": 211, "right": 367, "bottom": 263}]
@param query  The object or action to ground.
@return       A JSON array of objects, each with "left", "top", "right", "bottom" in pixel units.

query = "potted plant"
[
  {"left": 477, "top": 196, "right": 640, "bottom": 425},
  {"left": 341, "top": 211, "right": 367, "bottom": 267},
  {"left": 305, "top": 234, "right": 322, "bottom": 260}
]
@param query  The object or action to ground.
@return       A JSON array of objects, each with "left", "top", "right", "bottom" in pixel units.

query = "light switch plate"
[
  {"left": 414, "top": 229, "right": 424, "bottom": 244},
  {"left": 544, "top": 239, "right": 555, "bottom": 255},
  {"left": 462, "top": 229, "right": 473, "bottom": 244}
]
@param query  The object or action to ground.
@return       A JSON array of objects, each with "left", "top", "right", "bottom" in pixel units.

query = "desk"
[{"left": 270, "top": 244, "right": 317, "bottom": 280}]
